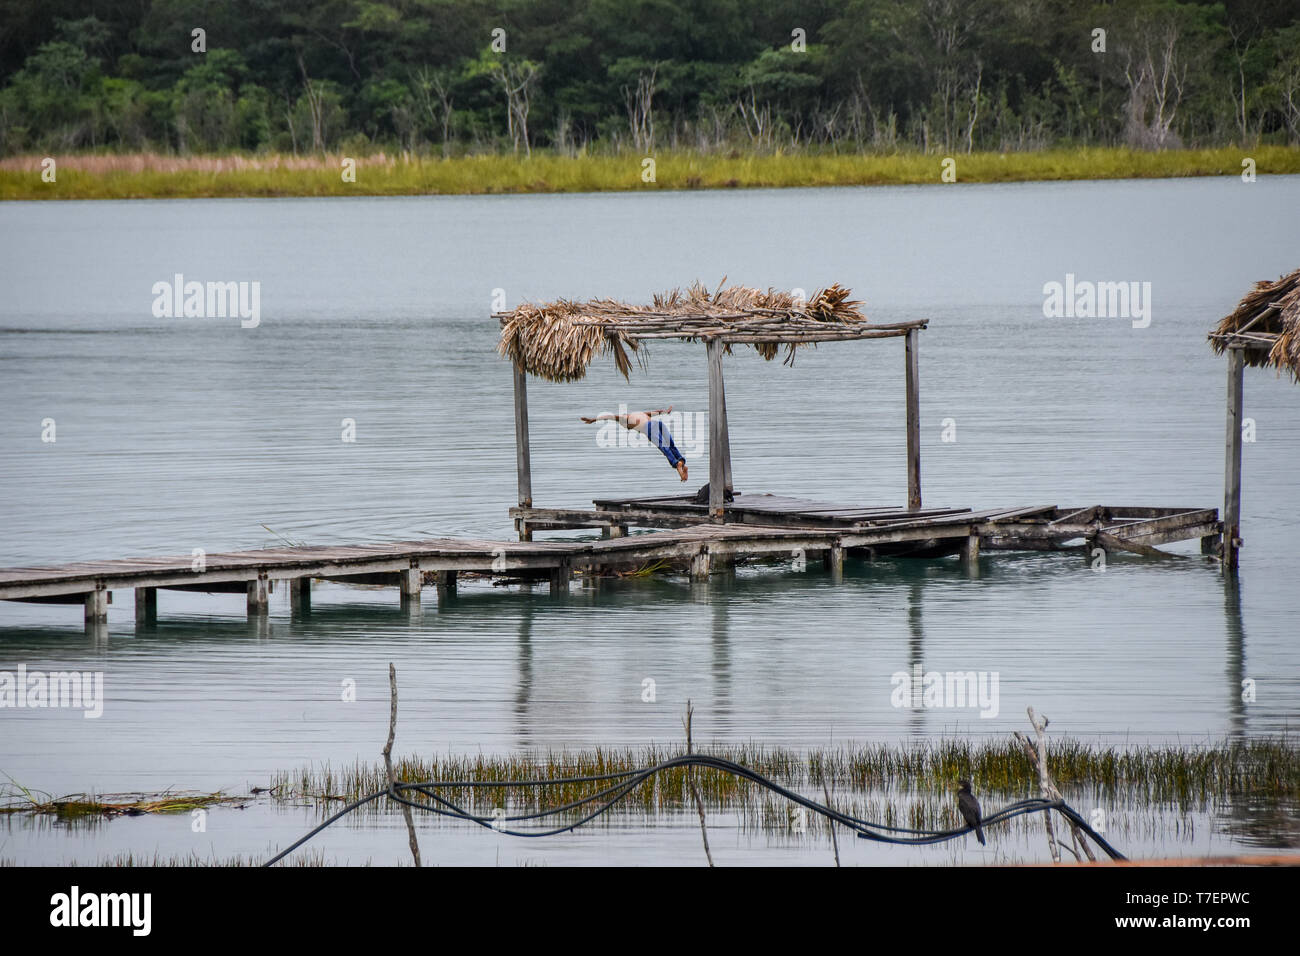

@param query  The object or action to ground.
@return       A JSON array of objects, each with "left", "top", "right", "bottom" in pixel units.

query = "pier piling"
[
  {"left": 134, "top": 587, "right": 157, "bottom": 627},
  {"left": 289, "top": 577, "right": 311, "bottom": 614},
  {"left": 398, "top": 567, "right": 421, "bottom": 608},
  {"left": 247, "top": 575, "right": 269, "bottom": 616},
  {"left": 85, "top": 586, "right": 108, "bottom": 625},
  {"left": 1223, "top": 346, "right": 1244, "bottom": 571}
]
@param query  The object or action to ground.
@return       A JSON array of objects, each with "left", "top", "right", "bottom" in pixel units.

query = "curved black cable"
[{"left": 264, "top": 755, "right": 1127, "bottom": 865}]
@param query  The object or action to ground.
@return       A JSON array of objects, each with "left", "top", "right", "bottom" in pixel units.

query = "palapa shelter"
[
  {"left": 497, "top": 281, "right": 927, "bottom": 532},
  {"left": 1208, "top": 266, "right": 1300, "bottom": 569}
]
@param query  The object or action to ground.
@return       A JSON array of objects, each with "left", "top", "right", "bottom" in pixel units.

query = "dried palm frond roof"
[
  {"left": 1210, "top": 267, "right": 1300, "bottom": 383},
  {"left": 496, "top": 280, "right": 926, "bottom": 382}
]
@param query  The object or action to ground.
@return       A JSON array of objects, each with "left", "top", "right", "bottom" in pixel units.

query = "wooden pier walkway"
[{"left": 0, "top": 492, "right": 1220, "bottom": 632}]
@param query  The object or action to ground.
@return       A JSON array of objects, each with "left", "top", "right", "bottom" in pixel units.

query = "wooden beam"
[
  {"left": 713, "top": 330, "right": 911, "bottom": 344},
  {"left": 1095, "top": 531, "right": 1174, "bottom": 559},
  {"left": 707, "top": 339, "right": 727, "bottom": 519},
  {"left": 513, "top": 361, "right": 533, "bottom": 535},
  {"left": 1224, "top": 347, "right": 1244, "bottom": 570},
  {"left": 904, "top": 327, "right": 921, "bottom": 510}
]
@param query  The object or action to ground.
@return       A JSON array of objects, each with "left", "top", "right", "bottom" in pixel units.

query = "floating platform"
[{"left": 0, "top": 492, "right": 1220, "bottom": 633}]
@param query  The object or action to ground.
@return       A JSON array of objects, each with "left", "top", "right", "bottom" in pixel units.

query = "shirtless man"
[{"left": 580, "top": 405, "right": 688, "bottom": 481}]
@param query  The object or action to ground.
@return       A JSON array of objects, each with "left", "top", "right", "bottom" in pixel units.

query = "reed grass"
[
  {"left": 3, "top": 146, "right": 1296, "bottom": 200},
  {"left": 0, "top": 781, "right": 239, "bottom": 821},
  {"left": 269, "top": 737, "right": 1299, "bottom": 817},
  {"left": 1, "top": 849, "right": 339, "bottom": 867}
]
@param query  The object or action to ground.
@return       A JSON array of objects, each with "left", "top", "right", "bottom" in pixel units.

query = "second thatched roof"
[
  {"left": 1210, "top": 267, "right": 1300, "bottom": 383},
  {"left": 497, "top": 280, "right": 925, "bottom": 382}
]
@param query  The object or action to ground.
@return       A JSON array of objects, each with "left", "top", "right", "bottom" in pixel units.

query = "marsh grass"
[
  {"left": 0, "top": 779, "right": 240, "bottom": 822},
  {"left": 270, "top": 737, "right": 1299, "bottom": 819},
  {"left": 3, "top": 146, "right": 1296, "bottom": 200},
  {"left": 1, "top": 849, "right": 340, "bottom": 867}
]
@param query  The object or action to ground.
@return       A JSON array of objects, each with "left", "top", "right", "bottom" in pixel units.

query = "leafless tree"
[
  {"left": 1118, "top": 15, "right": 1188, "bottom": 149},
  {"left": 487, "top": 58, "right": 540, "bottom": 156},
  {"left": 623, "top": 66, "right": 657, "bottom": 152},
  {"left": 1278, "top": 56, "right": 1300, "bottom": 143},
  {"left": 735, "top": 84, "right": 774, "bottom": 150},
  {"left": 413, "top": 67, "right": 455, "bottom": 156},
  {"left": 297, "top": 51, "right": 326, "bottom": 152}
]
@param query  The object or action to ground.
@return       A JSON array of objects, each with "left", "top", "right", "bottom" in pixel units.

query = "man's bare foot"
[{"left": 676, "top": 461, "right": 688, "bottom": 481}]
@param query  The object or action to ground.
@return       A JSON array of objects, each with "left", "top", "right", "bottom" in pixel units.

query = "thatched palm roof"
[
  {"left": 1210, "top": 267, "right": 1300, "bottom": 383},
  {"left": 496, "top": 281, "right": 926, "bottom": 382}
]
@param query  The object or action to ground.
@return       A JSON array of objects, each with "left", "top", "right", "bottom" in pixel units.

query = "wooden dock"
[
  {"left": 0, "top": 492, "right": 1220, "bottom": 632},
  {"left": 515, "top": 492, "right": 1221, "bottom": 557}
]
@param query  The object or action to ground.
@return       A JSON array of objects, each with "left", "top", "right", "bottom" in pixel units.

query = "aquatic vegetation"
[
  {"left": 1, "top": 849, "right": 340, "bottom": 867},
  {"left": 0, "top": 778, "right": 241, "bottom": 821},
  {"left": 269, "top": 736, "right": 1299, "bottom": 817}
]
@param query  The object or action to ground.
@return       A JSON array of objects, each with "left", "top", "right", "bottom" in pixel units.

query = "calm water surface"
[{"left": 1, "top": 178, "right": 1297, "bottom": 863}]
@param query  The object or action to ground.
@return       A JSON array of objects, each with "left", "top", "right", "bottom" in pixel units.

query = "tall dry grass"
[{"left": 2, "top": 146, "right": 1297, "bottom": 200}]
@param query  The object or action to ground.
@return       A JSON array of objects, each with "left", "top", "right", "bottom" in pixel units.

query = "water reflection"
[{"left": 1223, "top": 573, "right": 1247, "bottom": 740}]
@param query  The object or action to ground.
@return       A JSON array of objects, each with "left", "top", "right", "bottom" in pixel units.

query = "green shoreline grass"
[{"left": 3, "top": 145, "right": 1297, "bottom": 200}]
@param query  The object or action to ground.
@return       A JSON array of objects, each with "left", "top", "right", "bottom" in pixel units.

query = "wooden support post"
[
  {"left": 85, "top": 586, "right": 108, "bottom": 625},
  {"left": 134, "top": 587, "right": 157, "bottom": 627},
  {"left": 707, "top": 339, "right": 729, "bottom": 520},
  {"left": 289, "top": 577, "right": 311, "bottom": 614},
  {"left": 549, "top": 560, "right": 570, "bottom": 594},
  {"left": 399, "top": 566, "right": 421, "bottom": 608},
  {"left": 1084, "top": 532, "right": 1102, "bottom": 566},
  {"left": 716, "top": 349, "right": 733, "bottom": 494},
  {"left": 1223, "top": 346, "right": 1244, "bottom": 571},
  {"left": 961, "top": 533, "right": 980, "bottom": 568},
  {"left": 247, "top": 575, "right": 269, "bottom": 616},
  {"left": 825, "top": 542, "right": 844, "bottom": 580},
  {"left": 905, "top": 327, "right": 922, "bottom": 511},
  {"left": 602, "top": 524, "right": 627, "bottom": 539},
  {"left": 690, "top": 547, "right": 711, "bottom": 581},
  {"left": 513, "top": 361, "right": 533, "bottom": 540},
  {"left": 435, "top": 570, "right": 457, "bottom": 601}
]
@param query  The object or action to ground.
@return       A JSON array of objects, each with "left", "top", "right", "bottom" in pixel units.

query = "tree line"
[{"left": 1, "top": 0, "right": 1298, "bottom": 157}]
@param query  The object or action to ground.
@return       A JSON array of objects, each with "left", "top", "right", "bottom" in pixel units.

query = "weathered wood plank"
[{"left": 1101, "top": 509, "right": 1219, "bottom": 540}]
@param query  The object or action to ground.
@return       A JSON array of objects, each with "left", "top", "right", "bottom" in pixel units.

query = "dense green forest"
[{"left": 2, "top": 0, "right": 1298, "bottom": 158}]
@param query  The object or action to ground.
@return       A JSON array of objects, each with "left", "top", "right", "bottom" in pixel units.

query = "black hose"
[{"left": 264, "top": 754, "right": 1127, "bottom": 865}]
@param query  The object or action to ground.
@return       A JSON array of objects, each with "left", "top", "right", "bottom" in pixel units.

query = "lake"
[{"left": 1, "top": 176, "right": 1297, "bottom": 864}]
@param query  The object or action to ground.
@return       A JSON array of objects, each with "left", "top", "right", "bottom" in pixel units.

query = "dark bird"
[{"left": 957, "top": 778, "right": 986, "bottom": 845}]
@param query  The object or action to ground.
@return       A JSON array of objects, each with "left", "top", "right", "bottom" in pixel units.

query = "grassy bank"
[{"left": 2, "top": 146, "right": 1297, "bottom": 200}]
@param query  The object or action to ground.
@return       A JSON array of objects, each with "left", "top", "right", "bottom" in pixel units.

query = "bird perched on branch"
[{"left": 957, "top": 778, "right": 986, "bottom": 845}]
